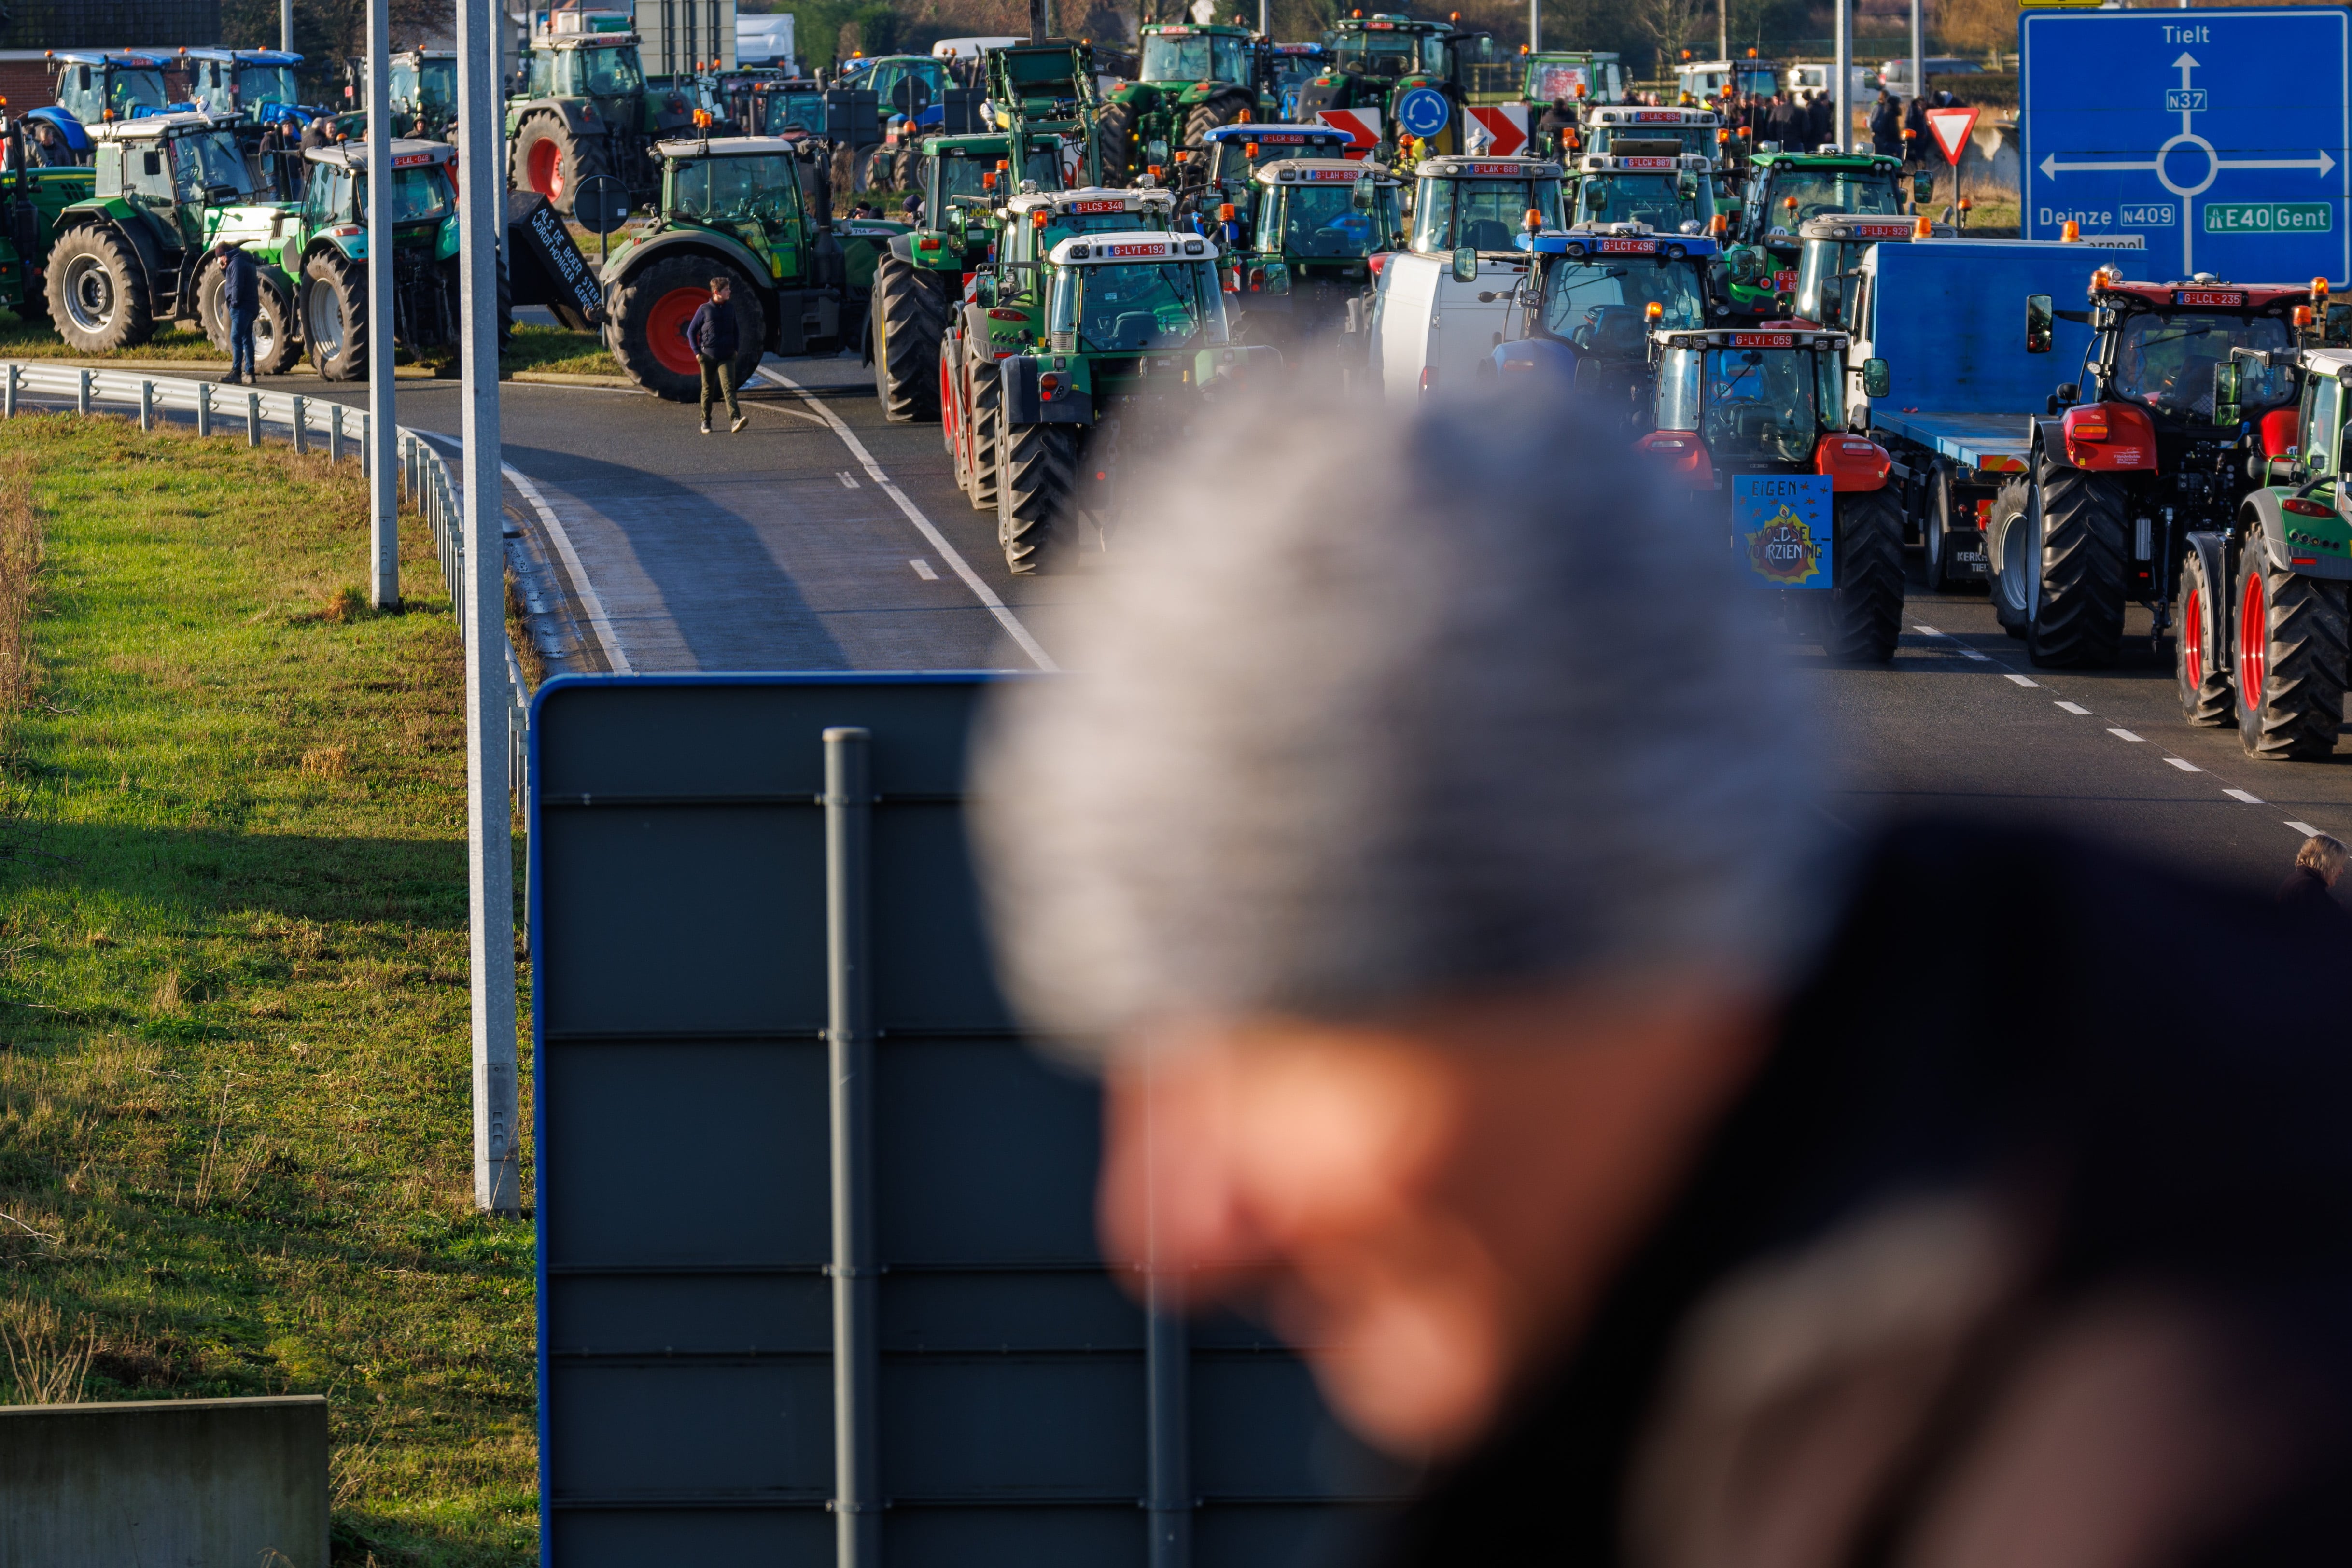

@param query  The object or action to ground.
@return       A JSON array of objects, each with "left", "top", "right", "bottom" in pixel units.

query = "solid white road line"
[
  {"left": 756, "top": 367, "right": 1058, "bottom": 672},
  {"left": 2287, "top": 821, "right": 2322, "bottom": 837},
  {"left": 2226, "top": 788, "right": 2266, "bottom": 805},
  {"left": 503, "top": 462, "right": 635, "bottom": 675},
  {"left": 2056, "top": 701, "right": 2091, "bottom": 715},
  {"left": 2163, "top": 756, "right": 2202, "bottom": 771},
  {"left": 2108, "top": 728, "right": 2144, "bottom": 742},
  {"left": 2005, "top": 673, "right": 2039, "bottom": 687},
  {"left": 910, "top": 559, "right": 938, "bottom": 581}
]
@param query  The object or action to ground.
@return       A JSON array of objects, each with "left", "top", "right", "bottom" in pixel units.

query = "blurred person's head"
[
  {"left": 2298, "top": 832, "right": 2348, "bottom": 886},
  {"left": 975, "top": 394, "right": 1835, "bottom": 1457}
]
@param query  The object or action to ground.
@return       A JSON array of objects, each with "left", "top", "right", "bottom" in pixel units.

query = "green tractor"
[
  {"left": 0, "top": 120, "right": 97, "bottom": 324},
  {"left": 42, "top": 112, "right": 305, "bottom": 371},
  {"left": 1223, "top": 157, "right": 1403, "bottom": 348},
  {"left": 506, "top": 10, "right": 698, "bottom": 216},
  {"left": 1723, "top": 148, "right": 1928, "bottom": 316},
  {"left": 601, "top": 134, "right": 902, "bottom": 400},
  {"left": 1096, "top": 22, "right": 1272, "bottom": 186},
  {"left": 946, "top": 220, "right": 1274, "bottom": 572},
  {"left": 869, "top": 129, "right": 1077, "bottom": 422},
  {"left": 832, "top": 53, "right": 953, "bottom": 191},
  {"left": 1294, "top": 13, "right": 1489, "bottom": 164},
  {"left": 386, "top": 50, "right": 459, "bottom": 141}
]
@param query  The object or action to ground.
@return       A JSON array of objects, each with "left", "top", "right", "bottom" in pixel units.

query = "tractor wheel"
[
  {"left": 2027, "top": 455, "right": 2128, "bottom": 668},
  {"left": 998, "top": 420, "right": 1081, "bottom": 574},
  {"left": 608, "top": 254, "right": 762, "bottom": 402},
  {"left": 872, "top": 253, "right": 948, "bottom": 422},
  {"left": 858, "top": 143, "right": 894, "bottom": 192},
  {"left": 893, "top": 143, "right": 926, "bottom": 197},
  {"left": 301, "top": 249, "right": 368, "bottom": 381},
  {"left": 1095, "top": 98, "right": 1137, "bottom": 185},
  {"left": 1824, "top": 486, "right": 1904, "bottom": 662},
  {"left": 2175, "top": 547, "right": 2233, "bottom": 727},
  {"left": 44, "top": 224, "right": 151, "bottom": 354},
  {"left": 967, "top": 354, "right": 1002, "bottom": 513},
  {"left": 1987, "top": 477, "right": 2033, "bottom": 638},
  {"left": 1183, "top": 88, "right": 1252, "bottom": 151},
  {"left": 510, "top": 114, "right": 610, "bottom": 215},
  {"left": 2235, "top": 538, "right": 2348, "bottom": 761},
  {"left": 1920, "top": 462, "right": 1959, "bottom": 592}
]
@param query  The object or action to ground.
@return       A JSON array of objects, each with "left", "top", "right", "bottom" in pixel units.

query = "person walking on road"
[
  {"left": 215, "top": 238, "right": 259, "bottom": 387},
  {"left": 688, "top": 276, "right": 746, "bottom": 434}
]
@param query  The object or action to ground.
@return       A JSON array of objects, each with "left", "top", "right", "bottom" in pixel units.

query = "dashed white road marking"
[
  {"left": 2005, "top": 673, "right": 2040, "bottom": 687},
  {"left": 2056, "top": 701, "right": 2091, "bottom": 715},
  {"left": 755, "top": 367, "right": 1058, "bottom": 672},
  {"left": 2226, "top": 788, "right": 2266, "bottom": 805},
  {"left": 1913, "top": 624, "right": 1941, "bottom": 636},
  {"left": 2108, "top": 728, "right": 2145, "bottom": 742},
  {"left": 2163, "top": 756, "right": 2203, "bottom": 772},
  {"left": 909, "top": 558, "right": 938, "bottom": 581},
  {"left": 838, "top": 470, "right": 860, "bottom": 489},
  {"left": 2288, "top": 821, "right": 2323, "bottom": 837}
]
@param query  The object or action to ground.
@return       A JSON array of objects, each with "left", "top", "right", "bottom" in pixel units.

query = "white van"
[{"left": 1368, "top": 155, "right": 1566, "bottom": 398}]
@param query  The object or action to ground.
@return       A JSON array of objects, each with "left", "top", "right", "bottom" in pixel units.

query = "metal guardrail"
[{"left": 0, "top": 360, "right": 532, "bottom": 802}]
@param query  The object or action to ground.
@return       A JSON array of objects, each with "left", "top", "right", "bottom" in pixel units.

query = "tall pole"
[
  {"left": 280, "top": 0, "right": 292, "bottom": 53},
  {"left": 825, "top": 728, "right": 881, "bottom": 1568},
  {"left": 1527, "top": 0, "right": 1537, "bottom": 54},
  {"left": 1717, "top": 0, "right": 1727, "bottom": 70},
  {"left": 366, "top": 0, "right": 397, "bottom": 611},
  {"left": 459, "top": 0, "right": 519, "bottom": 1218},
  {"left": 1909, "top": 0, "right": 1922, "bottom": 123},
  {"left": 1834, "top": 0, "right": 1851, "bottom": 153},
  {"left": 1029, "top": 0, "right": 1048, "bottom": 42}
]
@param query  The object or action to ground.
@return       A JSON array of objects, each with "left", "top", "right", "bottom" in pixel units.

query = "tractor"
[
  {"left": 1636, "top": 322, "right": 1906, "bottom": 660},
  {"left": 1223, "top": 157, "right": 1403, "bottom": 349},
  {"left": 1178, "top": 120, "right": 1354, "bottom": 228},
  {"left": 868, "top": 129, "right": 1078, "bottom": 422},
  {"left": 1294, "top": 13, "right": 1491, "bottom": 165},
  {"left": 730, "top": 74, "right": 827, "bottom": 138},
  {"left": 1366, "top": 152, "right": 1566, "bottom": 398},
  {"left": 42, "top": 112, "right": 304, "bottom": 371},
  {"left": 0, "top": 119, "right": 96, "bottom": 323},
  {"left": 39, "top": 51, "right": 178, "bottom": 154},
  {"left": 386, "top": 50, "right": 460, "bottom": 141},
  {"left": 2182, "top": 336, "right": 2352, "bottom": 758},
  {"left": 832, "top": 53, "right": 952, "bottom": 190},
  {"left": 506, "top": 9, "right": 696, "bottom": 215},
  {"left": 1566, "top": 152, "right": 1717, "bottom": 235},
  {"left": 1096, "top": 22, "right": 1272, "bottom": 187},
  {"left": 179, "top": 49, "right": 333, "bottom": 134},
  {"left": 601, "top": 134, "right": 897, "bottom": 400},
  {"left": 2008, "top": 273, "right": 2308, "bottom": 675},
  {"left": 1723, "top": 148, "right": 1927, "bottom": 316},
  {"left": 1482, "top": 224, "right": 1724, "bottom": 432}
]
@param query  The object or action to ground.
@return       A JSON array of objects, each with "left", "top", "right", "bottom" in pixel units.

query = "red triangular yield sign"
[{"left": 1924, "top": 105, "right": 1981, "bottom": 166}]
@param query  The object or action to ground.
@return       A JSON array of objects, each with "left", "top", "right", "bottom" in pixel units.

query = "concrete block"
[{"left": 0, "top": 1394, "right": 330, "bottom": 1568}]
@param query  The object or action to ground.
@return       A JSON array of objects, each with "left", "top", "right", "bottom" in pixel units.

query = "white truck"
[{"left": 1367, "top": 154, "right": 1565, "bottom": 399}]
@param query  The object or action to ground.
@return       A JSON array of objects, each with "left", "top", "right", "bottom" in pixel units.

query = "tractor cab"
[
  {"left": 1228, "top": 157, "right": 1402, "bottom": 341},
  {"left": 181, "top": 49, "right": 318, "bottom": 128},
  {"left": 654, "top": 137, "right": 814, "bottom": 260},
  {"left": 1574, "top": 104, "right": 1719, "bottom": 163},
  {"left": 1568, "top": 153, "right": 1716, "bottom": 233},
  {"left": 1740, "top": 149, "right": 1920, "bottom": 246},
  {"left": 740, "top": 77, "right": 828, "bottom": 137},
  {"left": 1406, "top": 154, "right": 1564, "bottom": 252},
  {"left": 89, "top": 112, "right": 266, "bottom": 251},
  {"left": 1270, "top": 42, "right": 1325, "bottom": 120},
  {"left": 48, "top": 52, "right": 177, "bottom": 133},
  {"left": 517, "top": 11, "right": 654, "bottom": 124},
  {"left": 1650, "top": 323, "right": 1862, "bottom": 477},
  {"left": 993, "top": 185, "right": 1181, "bottom": 316},
  {"left": 387, "top": 50, "right": 459, "bottom": 140},
  {"left": 1482, "top": 225, "right": 1720, "bottom": 421},
  {"left": 923, "top": 132, "right": 1069, "bottom": 228},
  {"left": 1189, "top": 122, "right": 1354, "bottom": 222},
  {"left": 1789, "top": 214, "right": 1949, "bottom": 331},
  {"left": 1523, "top": 52, "right": 1624, "bottom": 109},
  {"left": 1138, "top": 24, "right": 1261, "bottom": 92}
]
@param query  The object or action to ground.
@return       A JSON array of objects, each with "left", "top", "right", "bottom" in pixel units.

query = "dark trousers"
[
  {"left": 699, "top": 355, "right": 740, "bottom": 422},
  {"left": 228, "top": 306, "right": 257, "bottom": 379}
]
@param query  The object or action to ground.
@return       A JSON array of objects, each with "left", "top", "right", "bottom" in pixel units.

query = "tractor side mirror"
[
  {"left": 1862, "top": 357, "right": 1890, "bottom": 399},
  {"left": 1676, "top": 171, "right": 1697, "bottom": 198},
  {"left": 1451, "top": 246, "right": 1478, "bottom": 283},
  {"left": 2212, "top": 361, "right": 2242, "bottom": 428},
  {"left": 1912, "top": 171, "right": 1933, "bottom": 203},
  {"left": 78, "top": 66, "right": 92, "bottom": 91},
  {"left": 2025, "top": 293, "right": 2053, "bottom": 354},
  {"left": 1352, "top": 177, "right": 1374, "bottom": 213}
]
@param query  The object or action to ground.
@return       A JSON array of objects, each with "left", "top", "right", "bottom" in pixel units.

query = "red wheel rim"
[
  {"left": 2240, "top": 566, "right": 2267, "bottom": 703},
  {"left": 2183, "top": 579, "right": 2204, "bottom": 687},
  {"left": 646, "top": 287, "right": 706, "bottom": 378},
  {"left": 528, "top": 138, "right": 561, "bottom": 196}
]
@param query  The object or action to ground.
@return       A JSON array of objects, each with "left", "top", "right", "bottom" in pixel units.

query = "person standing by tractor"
[
  {"left": 1868, "top": 87, "right": 1901, "bottom": 158},
  {"left": 1536, "top": 95, "right": 1576, "bottom": 160},
  {"left": 688, "top": 276, "right": 746, "bottom": 435},
  {"left": 1902, "top": 95, "right": 1928, "bottom": 168},
  {"left": 214, "top": 237, "right": 258, "bottom": 387}
]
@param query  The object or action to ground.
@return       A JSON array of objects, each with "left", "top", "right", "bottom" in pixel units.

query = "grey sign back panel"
[{"left": 531, "top": 674, "right": 1407, "bottom": 1567}]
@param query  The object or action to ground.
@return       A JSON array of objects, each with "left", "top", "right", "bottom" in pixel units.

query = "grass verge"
[
  {"left": 0, "top": 308, "right": 623, "bottom": 380},
  {"left": 0, "top": 415, "right": 535, "bottom": 1566}
]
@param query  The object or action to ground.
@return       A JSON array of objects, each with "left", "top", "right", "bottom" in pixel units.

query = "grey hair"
[{"left": 971, "top": 391, "right": 1838, "bottom": 1050}]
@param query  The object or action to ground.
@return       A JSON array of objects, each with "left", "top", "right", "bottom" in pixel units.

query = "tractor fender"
[
  {"left": 516, "top": 99, "right": 603, "bottom": 141},
  {"left": 58, "top": 208, "right": 163, "bottom": 292},
  {"left": 307, "top": 231, "right": 366, "bottom": 267},
  {"left": 888, "top": 232, "right": 916, "bottom": 263},
  {"left": 2242, "top": 487, "right": 2352, "bottom": 581},
  {"left": 24, "top": 107, "right": 90, "bottom": 154},
  {"left": 605, "top": 227, "right": 785, "bottom": 350},
  {"left": 2184, "top": 528, "right": 2232, "bottom": 672},
  {"left": 2027, "top": 416, "right": 2076, "bottom": 471},
  {"left": 1001, "top": 355, "right": 1091, "bottom": 424}
]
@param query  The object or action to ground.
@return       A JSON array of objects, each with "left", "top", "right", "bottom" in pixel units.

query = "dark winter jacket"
[
  {"left": 299, "top": 117, "right": 332, "bottom": 153},
  {"left": 1904, "top": 96, "right": 1929, "bottom": 160},
  {"left": 219, "top": 244, "right": 258, "bottom": 315},
  {"left": 1807, "top": 94, "right": 1833, "bottom": 148},
  {"left": 1868, "top": 95, "right": 1902, "bottom": 154},
  {"left": 687, "top": 296, "right": 738, "bottom": 362},
  {"left": 1382, "top": 820, "right": 2352, "bottom": 1568}
]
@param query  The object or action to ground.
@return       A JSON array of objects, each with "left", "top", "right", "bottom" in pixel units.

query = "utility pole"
[
  {"left": 1834, "top": 0, "right": 1851, "bottom": 153},
  {"left": 281, "top": 0, "right": 293, "bottom": 53},
  {"left": 1527, "top": 0, "right": 1538, "bottom": 54},
  {"left": 1909, "top": 0, "right": 1922, "bottom": 121},
  {"left": 1717, "top": 0, "right": 1727, "bottom": 68},
  {"left": 459, "top": 0, "right": 519, "bottom": 1217},
  {"left": 366, "top": 0, "right": 396, "bottom": 612},
  {"left": 1030, "top": 0, "right": 1048, "bottom": 42}
]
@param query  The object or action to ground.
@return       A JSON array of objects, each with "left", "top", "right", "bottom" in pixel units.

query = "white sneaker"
[
  {"left": 700, "top": 421, "right": 712, "bottom": 434},
  {"left": 730, "top": 415, "right": 748, "bottom": 433}
]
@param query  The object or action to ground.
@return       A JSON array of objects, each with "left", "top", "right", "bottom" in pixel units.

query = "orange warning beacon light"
[{"left": 2062, "top": 219, "right": 2081, "bottom": 242}]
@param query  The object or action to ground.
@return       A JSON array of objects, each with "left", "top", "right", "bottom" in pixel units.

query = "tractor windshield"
[
  {"left": 1526, "top": 61, "right": 1590, "bottom": 101},
  {"left": 168, "top": 131, "right": 254, "bottom": 198},
  {"left": 759, "top": 88, "right": 826, "bottom": 133},
  {"left": 933, "top": 147, "right": 1064, "bottom": 201},
  {"left": 2111, "top": 310, "right": 2294, "bottom": 421},
  {"left": 109, "top": 67, "right": 170, "bottom": 117},
  {"left": 1657, "top": 344, "right": 1840, "bottom": 463},
  {"left": 392, "top": 58, "right": 457, "bottom": 111},
  {"left": 574, "top": 45, "right": 645, "bottom": 97},
  {"left": 1411, "top": 175, "right": 1564, "bottom": 252},
  {"left": 238, "top": 64, "right": 301, "bottom": 106},
  {"left": 1541, "top": 256, "right": 1707, "bottom": 352},
  {"left": 1141, "top": 31, "right": 1249, "bottom": 85},
  {"left": 1757, "top": 167, "right": 1901, "bottom": 231},
  {"left": 1258, "top": 182, "right": 1396, "bottom": 258},
  {"left": 1572, "top": 173, "right": 1709, "bottom": 230},
  {"left": 1792, "top": 239, "right": 1867, "bottom": 330},
  {"left": 1050, "top": 261, "right": 1226, "bottom": 351},
  {"left": 353, "top": 163, "right": 456, "bottom": 224},
  {"left": 671, "top": 154, "right": 800, "bottom": 221},
  {"left": 1326, "top": 29, "right": 1421, "bottom": 80}
]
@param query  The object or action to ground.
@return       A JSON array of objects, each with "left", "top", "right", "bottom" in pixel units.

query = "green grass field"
[
  {"left": 0, "top": 416, "right": 535, "bottom": 1565},
  {"left": 0, "top": 308, "right": 622, "bottom": 380}
]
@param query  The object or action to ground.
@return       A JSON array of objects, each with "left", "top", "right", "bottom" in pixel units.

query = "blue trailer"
[{"left": 1846, "top": 235, "right": 2142, "bottom": 599}]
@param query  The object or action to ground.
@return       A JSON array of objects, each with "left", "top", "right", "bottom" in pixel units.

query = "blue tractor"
[
  {"left": 179, "top": 49, "right": 334, "bottom": 134},
  {"left": 30, "top": 51, "right": 182, "bottom": 160}
]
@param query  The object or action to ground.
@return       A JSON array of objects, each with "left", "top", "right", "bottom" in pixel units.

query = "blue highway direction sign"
[{"left": 2021, "top": 7, "right": 2350, "bottom": 284}]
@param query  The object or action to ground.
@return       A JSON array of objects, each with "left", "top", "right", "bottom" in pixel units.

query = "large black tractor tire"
[
  {"left": 871, "top": 254, "right": 948, "bottom": 422},
  {"left": 608, "top": 254, "right": 764, "bottom": 402},
  {"left": 967, "top": 354, "right": 1002, "bottom": 513},
  {"left": 196, "top": 263, "right": 303, "bottom": 376},
  {"left": 2027, "top": 455, "right": 2129, "bottom": 668},
  {"left": 1987, "top": 477, "right": 2033, "bottom": 639},
  {"left": 2235, "top": 538, "right": 2349, "bottom": 761},
  {"left": 1824, "top": 486, "right": 1905, "bottom": 662},
  {"left": 45, "top": 224, "right": 152, "bottom": 354},
  {"left": 1095, "top": 98, "right": 1137, "bottom": 185},
  {"left": 2175, "top": 547, "right": 2234, "bottom": 727},
  {"left": 893, "top": 143, "right": 926, "bottom": 197},
  {"left": 1183, "top": 87, "right": 1252, "bottom": 150},
  {"left": 301, "top": 249, "right": 367, "bottom": 381},
  {"left": 999, "top": 420, "right": 1081, "bottom": 574},
  {"left": 510, "top": 113, "right": 610, "bottom": 216}
]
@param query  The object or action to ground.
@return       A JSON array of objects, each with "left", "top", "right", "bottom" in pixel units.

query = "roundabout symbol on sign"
[{"left": 1397, "top": 85, "right": 1449, "bottom": 138}]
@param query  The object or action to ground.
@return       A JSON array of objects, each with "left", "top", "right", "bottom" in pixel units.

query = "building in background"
[{"left": 0, "top": 0, "right": 221, "bottom": 110}]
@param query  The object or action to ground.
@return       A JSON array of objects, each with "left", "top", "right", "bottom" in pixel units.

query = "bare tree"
[{"left": 1629, "top": 0, "right": 1706, "bottom": 68}]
